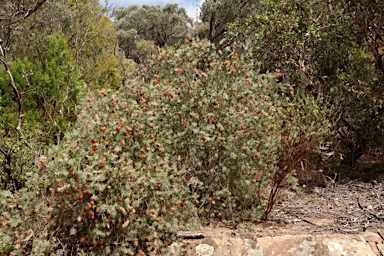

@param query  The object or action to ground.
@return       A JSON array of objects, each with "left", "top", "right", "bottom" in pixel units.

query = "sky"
[{"left": 100, "top": 0, "right": 205, "bottom": 22}]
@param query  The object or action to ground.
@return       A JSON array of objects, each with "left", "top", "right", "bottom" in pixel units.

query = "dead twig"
[{"left": 357, "top": 196, "right": 384, "bottom": 221}]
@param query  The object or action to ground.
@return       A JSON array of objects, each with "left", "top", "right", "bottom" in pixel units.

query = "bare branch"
[
  {"left": 0, "top": 0, "right": 47, "bottom": 26},
  {"left": 0, "top": 0, "right": 47, "bottom": 47},
  {"left": 0, "top": 45, "right": 23, "bottom": 130}
]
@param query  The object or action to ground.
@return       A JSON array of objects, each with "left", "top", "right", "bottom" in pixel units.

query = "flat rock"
[{"left": 176, "top": 231, "right": 384, "bottom": 256}]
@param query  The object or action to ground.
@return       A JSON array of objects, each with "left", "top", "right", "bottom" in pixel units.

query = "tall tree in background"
[
  {"left": 0, "top": 0, "right": 47, "bottom": 48},
  {"left": 112, "top": 4, "right": 193, "bottom": 62},
  {"left": 200, "top": 0, "right": 260, "bottom": 43},
  {"left": 10, "top": 0, "right": 121, "bottom": 89},
  {"left": 0, "top": 0, "right": 50, "bottom": 190},
  {"left": 0, "top": 0, "right": 121, "bottom": 190},
  {"left": 334, "top": 0, "right": 384, "bottom": 166},
  {"left": 64, "top": 0, "right": 121, "bottom": 88},
  {"left": 343, "top": 0, "right": 384, "bottom": 74}
]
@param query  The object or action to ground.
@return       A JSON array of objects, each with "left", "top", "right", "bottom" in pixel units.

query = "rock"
[
  {"left": 320, "top": 234, "right": 376, "bottom": 256},
  {"left": 360, "top": 232, "right": 383, "bottom": 243},
  {"left": 176, "top": 232, "right": 384, "bottom": 256},
  {"left": 196, "top": 244, "right": 215, "bottom": 256},
  {"left": 258, "top": 234, "right": 329, "bottom": 256}
]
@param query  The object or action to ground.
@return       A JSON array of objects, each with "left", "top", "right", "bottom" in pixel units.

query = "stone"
[
  {"left": 196, "top": 244, "right": 215, "bottom": 256},
  {"left": 360, "top": 232, "right": 383, "bottom": 243},
  {"left": 175, "top": 233, "right": 384, "bottom": 256},
  {"left": 368, "top": 241, "right": 381, "bottom": 255},
  {"left": 241, "top": 239, "right": 260, "bottom": 256},
  {"left": 255, "top": 234, "right": 313, "bottom": 256},
  {"left": 319, "top": 234, "right": 376, "bottom": 256}
]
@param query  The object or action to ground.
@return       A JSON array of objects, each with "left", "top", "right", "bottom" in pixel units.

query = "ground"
[{"left": 195, "top": 166, "right": 384, "bottom": 240}]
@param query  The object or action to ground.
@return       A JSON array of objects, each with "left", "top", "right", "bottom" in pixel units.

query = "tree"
[
  {"left": 0, "top": 0, "right": 47, "bottom": 48},
  {"left": 200, "top": 0, "right": 260, "bottom": 43},
  {"left": 0, "top": 0, "right": 121, "bottom": 190},
  {"left": 225, "top": 0, "right": 384, "bottom": 168},
  {"left": 7, "top": 0, "right": 121, "bottom": 90},
  {"left": 0, "top": 0, "right": 49, "bottom": 190},
  {"left": 333, "top": 0, "right": 384, "bottom": 166},
  {"left": 63, "top": 0, "right": 121, "bottom": 89},
  {"left": 112, "top": 4, "right": 193, "bottom": 61},
  {"left": 343, "top": 0, "right": 384, "bottom": 74},
  {"left": 0, "top": 34, "right": 82, "bottom": 190}
]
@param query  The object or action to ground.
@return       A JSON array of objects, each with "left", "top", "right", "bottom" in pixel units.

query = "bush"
[
  {"left": 0, "top": 88, "right": 194, "bottom": 255},
  {"left": 130, "top": 39, "right": 332, "bottom": 220},
  {"left": 0, "top": 39, "right": 332, "bottom": 255},
  {"left": 136, "top": 40, "right": 283, "bottom": 221}
]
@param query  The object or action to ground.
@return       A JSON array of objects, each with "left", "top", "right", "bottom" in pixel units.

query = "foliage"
[
  {"left": 64, "top": 0, "right": 121, "bottom": 89},
  {"left": 266, "top": 92, "right": 333, "bottom": 217},
  {"left": 226, "top": 0, "right": 345, "bottom": 87},
  {"left": 342, "top": 0, "right": 384, "bottom": 74},
  {"left": 225, "top": 0, "right": 384, "bottom": 168},
  {"left": 0, "top": 0, "right": 47, "bottom": 49},
  {"left": 0, "top": 89, "right": 194, "bottom": 255},
  {"left": 0, "top": 38, "right": 332, "bottom": 255},
  {"left": 139, "top": 40, "right": 283, "bottom": 221},
  {"left": 7, "top": 0, "right": 121, "bottom": 90},
  {"left": 112, "top": 4, "right": 193, "bottom": 61},
  {"left": 0, "top": 0, "right": 122, "bottom": 190},
  {"left": 135, "top": 40, "right": 156, "bottom": 65},
  {"left": 200, "top": 0, "right": 260, "bottom": 43},
  {"left": 132, "top": 39, "right": 332, "bottom": 220},
  {"left": 331, "top": 0, "right": 384, "bottom": 166},
  {"left": 0, "top": 34, "right": 82, "bottom": 190}
]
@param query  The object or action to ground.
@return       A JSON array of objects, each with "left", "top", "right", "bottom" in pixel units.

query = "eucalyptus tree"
[
  {"left": 333, "top": 0, "right": 384, "bottom": 166},
  {"left": 225, "top": 0, "right": 384, "bottom": 168},
  {"left": 113, "top": 4, "right": 193, "bottom": 61},
  {"left": 200, "top": 0, "right": 260, "bottom": 43},
  {"left": 12, "top": 0, "right": 121, "bottom": 89}
]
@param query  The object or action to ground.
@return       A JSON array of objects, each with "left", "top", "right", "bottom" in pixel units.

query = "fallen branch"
[{"left": 175, "top": 231, "right": 205, "bottom": 239}]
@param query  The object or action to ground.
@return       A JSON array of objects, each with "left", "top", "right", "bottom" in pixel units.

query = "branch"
[
  {"left": 0, "top": 45, "right": 24, "bottom": 130},
  {"left": 0, "top": 0, "right": 47, "bottom": 27},
  {"left": 0, "top": 144, "right": 9, "bottom": 158},
  {"left": 0, "top": 0, "right": 47, "bottom": 47}
]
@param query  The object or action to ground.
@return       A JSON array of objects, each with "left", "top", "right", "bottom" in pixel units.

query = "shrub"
[
  {"left": 135, "top": 40, "right": 283, "bottom": 221},
  {"left": 0, "top": 34, "right": 81, "bottom": 190},
  {"left": 132, "top": 39, "right": 332, "bottom": 221},
  {"left": 0, "top": 88, "right": 194, "bottom": 255},
  {"left": 0, "top": 39, "right": 332, "bottom": 255},
  {"left": 264, "top": 92, "right": 333, "bottom": 219}
]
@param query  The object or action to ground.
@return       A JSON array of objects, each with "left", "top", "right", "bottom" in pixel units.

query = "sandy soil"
[{"left": 194, "top": 169, "right": 384, "bottom": 240}]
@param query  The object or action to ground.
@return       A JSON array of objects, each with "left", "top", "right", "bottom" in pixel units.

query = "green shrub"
[
  {"left": 0, "top": 38, "right": 332, "bottom": 255},
  {"left": 0, "top": 89, "right": 194, "bottom": 255},
  {"left": 264, "top": 92, "right": 333, "bottom": 218},
  {"left": 135, "top": 40, "right": 284, "bottom": 221},
  {"left": 0, "top": 34, "right": 82, "bottom": 190},
  {"left": 136, "top": 39, "right": 332, "bottom": 221}
]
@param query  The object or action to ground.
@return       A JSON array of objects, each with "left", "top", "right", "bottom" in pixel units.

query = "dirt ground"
[{"left": 197, "top": 166, "right": 384, "bottom": 240}]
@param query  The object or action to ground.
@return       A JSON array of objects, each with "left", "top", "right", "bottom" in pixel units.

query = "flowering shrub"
[
  {"left": 0, "top": 88, "right": 195, "bottom": 255},
  {"left": 0, "top": 39, "right": 332, "bottom": 255},
  {"left": 135, "top": 39, "right": 332, "bottom": 220},
  {"left": 135, "top": 40, "right": 284, "bottom": 220}
]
